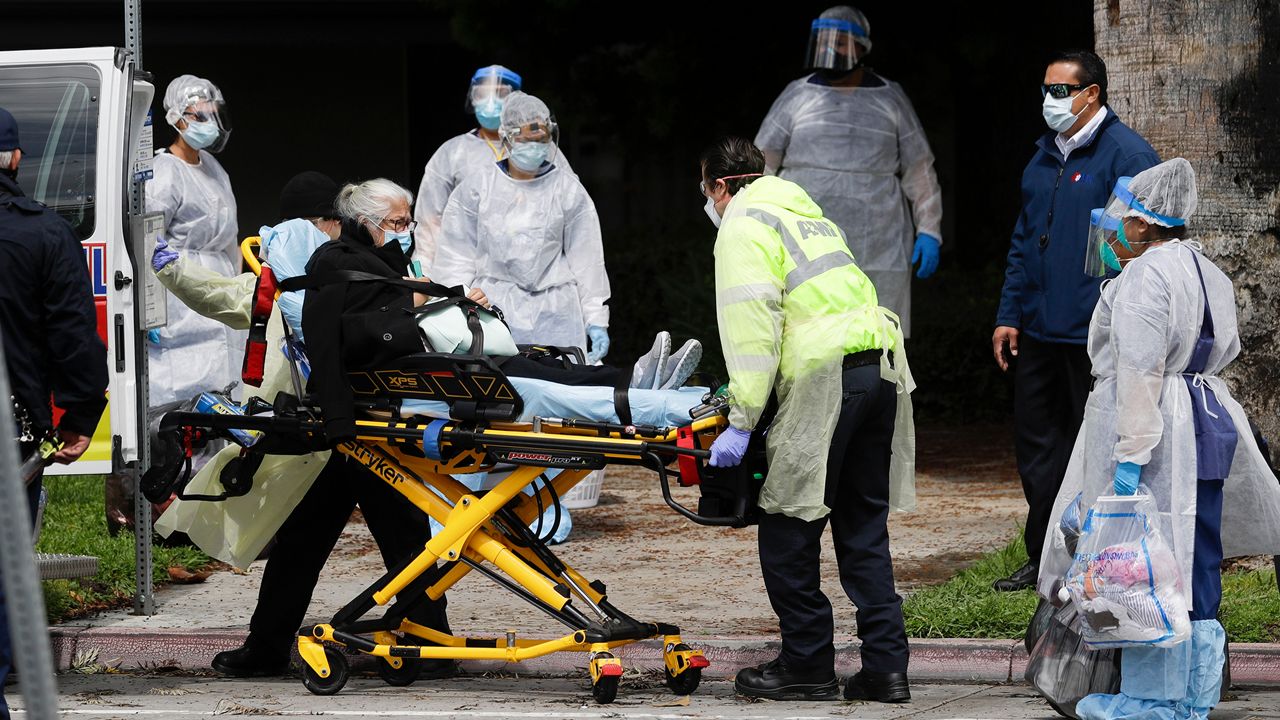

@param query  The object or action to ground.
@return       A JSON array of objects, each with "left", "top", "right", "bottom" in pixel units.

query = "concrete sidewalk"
[{"left": 46, "top": 425, "right": 1280, "bottom": 685}]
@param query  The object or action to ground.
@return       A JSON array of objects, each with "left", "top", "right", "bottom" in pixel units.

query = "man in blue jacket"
[{"left": 991, "top": 51, "right": 1158, "bottom": 591}]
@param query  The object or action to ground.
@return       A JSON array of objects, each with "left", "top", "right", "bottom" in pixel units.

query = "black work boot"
[
  {"left": 992, "top": 560, "right": 1039, "bottom": 592},
  {"left": 734, "top": 657, "right": 838, "bottom": 701},
  {"left": 844, "top": 669, "right": 911, "bottom": 703},
  {"left": 211, "top": 641, "right": 290, "bottom": 678}
]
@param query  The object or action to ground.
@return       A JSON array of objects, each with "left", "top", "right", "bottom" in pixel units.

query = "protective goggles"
[{"left": 699, "top": 174, "right": 764, "bottom": 196}]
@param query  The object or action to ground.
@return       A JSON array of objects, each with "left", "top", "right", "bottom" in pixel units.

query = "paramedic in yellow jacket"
[{"left": 701, "top": 137, "right": 916, "bottom": 704}]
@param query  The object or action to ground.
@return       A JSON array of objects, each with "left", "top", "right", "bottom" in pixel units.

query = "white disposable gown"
[
  {"left": 1038, "top": 243, "right": 1280, "bottom": 610},
  {"left": 147, "top": 150, "right": 245, "bottom": 406},
  {"left": 434, "top": 162, "right": 608, "bottom": 351},
  {"left": 413, "top": 130, "right": 573, "bottom": 271},
  {"left": 755, "top": 74, "right": 943, "bottom": 336}
]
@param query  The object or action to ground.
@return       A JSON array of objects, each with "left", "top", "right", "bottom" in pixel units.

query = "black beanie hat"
[{"left": 279, "top": 171, "right": 340, "bottom": 220}]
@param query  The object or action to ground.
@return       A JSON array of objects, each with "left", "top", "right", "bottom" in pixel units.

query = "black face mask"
[{"left": 815, "top": 67, "right": 859, "bottom": 82}]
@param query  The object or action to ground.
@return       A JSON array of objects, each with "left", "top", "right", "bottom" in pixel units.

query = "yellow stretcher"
[{"left": 143, "top": 246, "right": 765, "bottom": 704}]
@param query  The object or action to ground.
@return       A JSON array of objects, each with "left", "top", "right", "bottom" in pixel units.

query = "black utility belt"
[{"left": 842, "top": 349, "right": 888, "bottom": 370}]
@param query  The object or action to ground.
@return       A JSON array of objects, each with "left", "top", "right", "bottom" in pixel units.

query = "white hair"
[
  {"left": 334, "top": 178, "right": 414, "bottom": 225},
  {"left": 0, "top": 150, "right": 14, "bottom": 170}
]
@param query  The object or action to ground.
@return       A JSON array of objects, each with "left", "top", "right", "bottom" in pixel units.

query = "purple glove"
[
  {"left": 152, "top": 234, "right": 179, "bottom": 272},
  {"left": 709, "top": 426, "right": 752, "bottom": 468}
]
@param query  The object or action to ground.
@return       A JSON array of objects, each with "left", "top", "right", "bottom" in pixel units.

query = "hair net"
[
  {"left": 334, "top": 178, "right": 414, "bottom": 224},
  {"left": 499, "top": 92, "right": 553, "bottom": 139},
  {"left": 163, "top": 74, "right": 225, "bottom": 126},
  {"left": 819, "top": 5, "right": 872, "bottom": 51},
  {"left": 1125, "top": 158, "right": 1198, "bottom": 227}
]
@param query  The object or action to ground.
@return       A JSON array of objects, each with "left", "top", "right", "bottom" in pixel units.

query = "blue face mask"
[
  {"left": 508, "top": 141, "right": 551, "bottom": 172},
  {"left": 181, "top": 119, "right": 220, "bottom": 150},
  {"left": 383, "top": 229, "right": 412, "bottom": 254},
  {"left": 475, "top": 99, "right": 503, "bottom": 130}
]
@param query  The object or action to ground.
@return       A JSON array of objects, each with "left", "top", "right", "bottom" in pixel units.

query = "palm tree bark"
[{"left": 1095, "top": 0, "right": 1280, "bottom": 447}]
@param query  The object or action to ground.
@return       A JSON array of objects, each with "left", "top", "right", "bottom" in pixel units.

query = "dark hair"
[
  {"left": 1049, "top": 49, "right": 1108, "bottom": 106},
  {"left": 699, "top": 137, "right": 765, "bottom": 195}
]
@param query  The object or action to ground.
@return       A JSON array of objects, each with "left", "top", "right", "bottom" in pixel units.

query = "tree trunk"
[{"left": 1095, "top": 0, "right": 1280, "bottom": 448}]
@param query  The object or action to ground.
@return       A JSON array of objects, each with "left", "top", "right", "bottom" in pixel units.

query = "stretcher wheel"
[
  {"left": 378, "top": 655, "right": 421, "bottom": 687},
  {"left": 591, "top": 674, "right": 619, "bottom": 705},
  {"left": 664, "top": 644, "right": 702, "bottom": 696},
  {"left": 301, "top": 646, "right": 349, "bottom": 696}
]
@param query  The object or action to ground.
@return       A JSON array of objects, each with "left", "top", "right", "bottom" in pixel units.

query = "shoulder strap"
[{"left": 278, "top": 269, "right": 462, "bottom": 300}]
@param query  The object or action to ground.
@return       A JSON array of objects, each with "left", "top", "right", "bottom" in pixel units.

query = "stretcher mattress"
[{"left": 402, "top": 377, "right": 708, "bottom": 427}]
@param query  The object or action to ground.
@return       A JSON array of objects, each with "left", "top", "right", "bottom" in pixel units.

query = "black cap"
[
  {"left": 0, "top": 107, "right": 21, "bottom": 152},
  {"left": 279, "top": 171, "right": 339, "bottom": 220}
]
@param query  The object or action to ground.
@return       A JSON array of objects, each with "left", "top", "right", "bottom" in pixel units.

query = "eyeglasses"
[
  {"left": 1041, "top": 83, "right": 1090, "bottom": 99},
  {"left": 182, "top": 109, "right": 216, "bottom": 123},
  {"left": 379, "top": 217, "right": 416, "bottom": 233}
]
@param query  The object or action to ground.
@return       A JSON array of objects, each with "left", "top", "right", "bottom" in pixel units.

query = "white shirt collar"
[{"left": 1055, "top": 106, "right": 1108, "bottom": 159}]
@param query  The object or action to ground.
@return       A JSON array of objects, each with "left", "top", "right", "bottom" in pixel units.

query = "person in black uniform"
[{"left": 0, "top": 106, "right": 109, "bottom": 714}]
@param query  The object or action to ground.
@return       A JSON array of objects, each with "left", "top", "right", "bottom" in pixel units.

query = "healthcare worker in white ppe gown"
[
  {"left": 436, "top": 91, "right": 611, "bottom": 362},
  {"left": 412, "top": 65, "right": 574, "bottom": 272},
  {"left": 755, "top": 5, "right": 943, "bottom": 336},
  {"left": 147, "top": 74, "right": 244, "bottom": 406},
  {"left": 1036, "top": 158, "right": 1280, "bottom": 720}
]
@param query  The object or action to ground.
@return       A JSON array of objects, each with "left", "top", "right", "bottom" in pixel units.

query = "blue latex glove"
[
  {"left": 709, "top": 426, "right": 752, "bottom": 468},
  {"left": 586, "top": 325, "right": 610, "bottom": 364},
  {"left": 912, "top": 233, "right": 940, "bottom": 279},
  {"left": 152, "top": 233, "right": 179, "bottom": 272},
  {"left": 1114, "top": 461, "right": 1142, "bottom": 495},
  {"left": 147, "top": 328, "right": 162, "bottom": 345}
]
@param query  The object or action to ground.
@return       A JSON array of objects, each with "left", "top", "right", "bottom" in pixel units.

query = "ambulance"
[
  {"left": 1, "top": 47, "right": 159, "bottom": 477},
  {"left": 2, "top": 46, "right": 166, "bottom": 608}
]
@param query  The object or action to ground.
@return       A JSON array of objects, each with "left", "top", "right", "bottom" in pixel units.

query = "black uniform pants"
[
  {"left": 757, "top": 363, "right": 908, "bottom": 675},
  {"left": 246, "top": 452, "right": 449, "bottom": 654},
  {"left": 1012, "top": 335, "right": 1092, "bottom": 564}
]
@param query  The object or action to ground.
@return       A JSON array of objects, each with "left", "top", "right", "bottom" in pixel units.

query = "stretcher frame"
[
  {"left": 156, "top": 402, "right": 726, "bottom": 703},
  {"left": 149, "top": 240, "right": 742, "bottom": 703}
]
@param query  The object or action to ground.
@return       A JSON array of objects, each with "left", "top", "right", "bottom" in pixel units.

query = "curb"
[{"left": 50, "top": 627, "right": 1280, "bottom": 685}]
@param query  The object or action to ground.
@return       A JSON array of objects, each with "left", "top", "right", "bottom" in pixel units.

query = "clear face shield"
[
  {"left": 178, "top": 97, "right": 232, "bottom": 153},
  {"left": 1085, "top": 176, "right": 1188, "bottom": 276},
  {"left": 500, "top": 119, "right": 560, "bottom": 173},
  {"left": 805, "top": 18, "right": 868, "bottom": 71},
  {"left": 466, "top": 66, "right": 521, "bottom": 130}
]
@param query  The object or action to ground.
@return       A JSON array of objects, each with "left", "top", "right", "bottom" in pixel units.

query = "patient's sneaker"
[
  {"left": 658, "top": 339, "right": 702, "bottom": 389},
  {"left": 631, "top": 331, "right": 671, "bottom": 389}
]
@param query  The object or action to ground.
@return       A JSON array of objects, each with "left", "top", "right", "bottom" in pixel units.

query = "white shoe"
[
  {"left": 658, "top": 339, "right": 702, "bottom": 390},
  {"left": 631, "top": 331, "right": 671, "bottom": 389}
]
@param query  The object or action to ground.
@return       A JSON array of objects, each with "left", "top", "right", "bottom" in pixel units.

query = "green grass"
[
  {"left": 904, "top": 536, "right": 1280, "bottom": 643},
  {"left": 35, "top": 475, "right": 213, "bottom": 623},
  {"left": 903, "top": 535, "right": 1041, "bottom": 639}
]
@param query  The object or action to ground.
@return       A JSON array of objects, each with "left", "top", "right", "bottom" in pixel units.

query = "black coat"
[
  {"left": 0, "top": 173, "right": 108, "bottom": 436},
  {"left": 301, "top": 222, "right": 421, "bottom": 443}
]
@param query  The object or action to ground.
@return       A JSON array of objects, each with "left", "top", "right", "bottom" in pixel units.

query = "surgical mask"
[
  {"left": 1041, "top": 92, "right": 1091, "bottom": 134},
  {"left": 1099, "top": 240, "right": 1122, "bottom": 272},
  {"left": 475, "top": 99, "right": 503, "bottom": 130},
  {"left": 384, "top": 229, "right": 413, "bottom": 254},
  {"left": 508, "top": 141, "right": 551, "bottom": 172},
  {"left": 704, "top": 196, "right": 721, "bottom": 228},
  {"left": 181, "top": 119, "right": 220, "bottom": 150}
]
